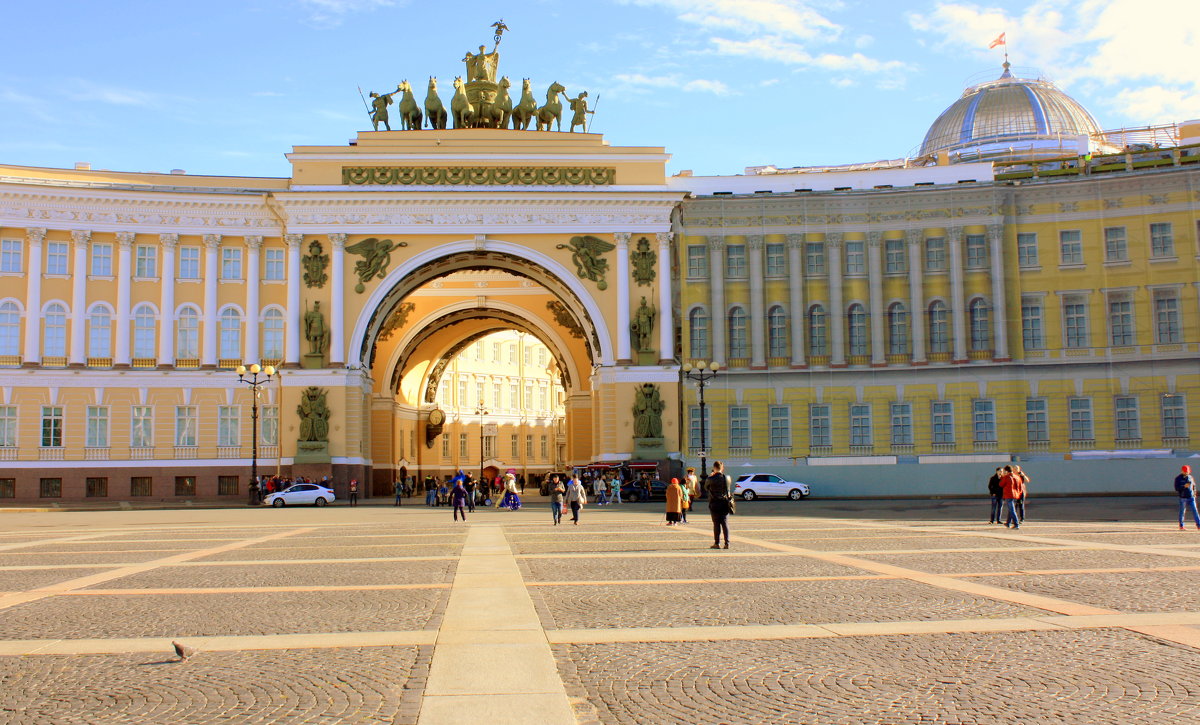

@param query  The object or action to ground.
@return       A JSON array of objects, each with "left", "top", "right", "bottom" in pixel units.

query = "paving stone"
[
  {"left": 521, "top": 555, "right": 869, "bottom": 582},
  {"left": 972, "top": 571, "right": 1200, "bottom": 613},
  {"left": 859, "top": 548, "right": 1200, "bottom": 574},
  {"left": 195, "top": 544, "right": 463, "bottom": 561},
  {"left": 87, "top": 560, "right": 457, "bottom": 589}
]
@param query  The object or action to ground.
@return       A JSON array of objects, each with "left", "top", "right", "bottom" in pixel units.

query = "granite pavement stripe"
[
  {"left": 0, "top": 531, "right": 128, "bottom": 552},
  {"left": 62, "top": 582, "right": 452, "bottom": 595},
  {"left": 0, "top": 630, "right": 438, "bottom": 655},
  {"left": 526, "top": 574, "right": 892, "bottom": 587}
]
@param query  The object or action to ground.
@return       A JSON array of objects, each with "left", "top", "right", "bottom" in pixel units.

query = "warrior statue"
[
  {"left": 633, "top": 383, "right": 665, "bottom": 439},
  {"left": 304, "top": 301, "right": 330, "bottom": 356},
  {"left": 369, "top": 86, "right": 401, "bottom": 131}
]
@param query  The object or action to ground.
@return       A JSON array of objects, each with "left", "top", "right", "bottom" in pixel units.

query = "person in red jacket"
[{"left": 999, "top": 465, "right": 1025, "bottom": 529}]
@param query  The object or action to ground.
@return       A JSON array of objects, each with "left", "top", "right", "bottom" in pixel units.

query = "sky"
[{"left": 2, "top": 0, "right": 1198, "bottom": 179}]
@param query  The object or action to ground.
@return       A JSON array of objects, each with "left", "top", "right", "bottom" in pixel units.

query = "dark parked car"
[{"left": 620, "top": 479, "right": 667, "bottom": 502}]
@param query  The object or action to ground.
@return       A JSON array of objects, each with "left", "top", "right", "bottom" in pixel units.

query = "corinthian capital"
[
  {"left": 285, "top": 233, "right": 304, "bottom": 248},
  {"left": 71, "top": 230, "right": 93, "bottom": 247},
  {"left": 613, "top": 232, "right": 632, "bottom": 247},
  {"left": 159, "top": 233, "right": 179, "bottom": 250},
  {"left": 706, "top": 235, "right": 726, "bottom": 251},
  {"left": 825, "top": 232, "right": 843, "bottom": 248},
  {"left": 116, "top": 231, "right": 136, "bottom": 249},
  {"left": 655, "top": 231, "right": 673, "bottom": 246},
  {"left": 26, "top": 228, "right": 46, "bottom": 245},
  {"left": 905, "top": 228, "right": 923, "bottom": 246},
  {"left": 203, "top": 234, "right": 222, "bottom": 249},
  {"left": 244, "top": 235, "right": 264, "bottom": 250},
  {"left": 746, "top": 234, "right": 764, "bottom": 249},
  {"left": 328, "top": 233, "right": 347, "bottom": 250}
]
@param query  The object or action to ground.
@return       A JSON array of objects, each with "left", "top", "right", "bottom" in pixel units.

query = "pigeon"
[{"left": 172, "top": 641, "right": 197, "bottom": 661}]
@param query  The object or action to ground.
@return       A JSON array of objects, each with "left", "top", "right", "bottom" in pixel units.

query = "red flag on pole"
[{"left": 988, "top": 32, "right": 1006, "bottom": 49}]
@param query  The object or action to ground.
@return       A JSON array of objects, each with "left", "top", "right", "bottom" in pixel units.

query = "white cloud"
[
  {"left": 712, "top": 37, "right": 905, "bottom": 75},
  {"left": 627, "top": 0, "right": 840, "bottom": 41},
  {"left": 299, "top": 0, "right": 398, "bottom": 27},
  {"left": 681, "top": 79, "right": 732, "bottom": 94},
  {"left": 613, "top": 73, "right": 734, "bottom": 95}
]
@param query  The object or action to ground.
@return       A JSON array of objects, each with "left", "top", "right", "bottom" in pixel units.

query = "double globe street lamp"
[
  {"left": 682, "top": 361, "right": 721, "bottom": 483},
  {"left": 236, "top": 363, "right": 276, "bottom": 505}
]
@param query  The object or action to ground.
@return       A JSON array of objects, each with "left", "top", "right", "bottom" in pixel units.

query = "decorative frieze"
[{"left": 341, "top": 166, "right": 615, "bottom": 186}]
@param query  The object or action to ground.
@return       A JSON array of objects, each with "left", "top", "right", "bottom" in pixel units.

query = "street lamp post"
[
  {"left": 682, "top": 361, "right": 721, "bottom": 484},
  {"left": 476, "top": 402, "right": 489, "bottom": 486},
  {"left": 236, "top": 363, "right": 276, "bottom": 505}
]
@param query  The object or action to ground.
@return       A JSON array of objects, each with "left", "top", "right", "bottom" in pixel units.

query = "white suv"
[{"left": 733, "top": 474, "right": 811, "bottom": 501}]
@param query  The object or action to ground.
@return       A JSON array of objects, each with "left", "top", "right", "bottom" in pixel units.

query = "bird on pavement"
[{"left": 172, "top": 641, "right": 197, "bottom": 661}]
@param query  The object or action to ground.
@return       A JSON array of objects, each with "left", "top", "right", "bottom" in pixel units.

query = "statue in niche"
[
  {"left": 345, "top": 237, "right": 405, "bottom": 293},
  {"left": 630, "top": 296, "right": 656, "bottom": 353},
  {"left": 303, "top": 240, "right": 328, "bottom": 288},
  {"left": 632, "top": 383, "right": 664, "bottom": 439},
  {"left": 630, "top": 236, "right": 655, "bottom": 286},
  {"left": 297, "top": 387, "right": 331, "bottom": 442},
  {"left": 304, "top": 301, "right": 330, "bottom": 356},
  {"left": 556, "top": 234, "right": 614, "bottom": 290}
]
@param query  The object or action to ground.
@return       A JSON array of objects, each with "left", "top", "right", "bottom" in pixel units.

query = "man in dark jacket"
[
  {"left": 706, "top": 461, "right": 733, "bottom": 549},
  {"left": 987, "top": 468, "right": 1003, "bottom": 524},
  {"left": 1175, "top": 465, "right": 1200, "bottom": 530}
]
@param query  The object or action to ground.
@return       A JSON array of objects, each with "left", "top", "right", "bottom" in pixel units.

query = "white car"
[
  {"left": 265, "top": 483, "right": 336, "bottom": 507},
  {"left": 733, "top": 474, "right": 811, "bottom": 501}
]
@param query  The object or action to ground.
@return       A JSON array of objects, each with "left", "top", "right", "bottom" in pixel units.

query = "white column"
[
  {"left": 907, "top": 229, "right": 926, "bottom": 364},
  {"left": 747, "top": 234, "right": 767, "bottom": 368},
  {"left": 826, "top": 233, "right": 845, "bottom": 367},
  {"left": 244, "top": 236, "right": 262, "bottom": 365},
  {"left": 787, "top": 234, "right": 806, "bottom": 367},
  {"left": 708, "top": 235, "right": 726, "bottom": 365},
  {"left": 158, "top": 233, "right": 177, "bottom": 366},
  {"left": 614, "top": 232, "right": 632, "bottom": 363},
  {"left": 22, "top": 228, "right": 44, "bottom": 364},
  {"left": 114, "top": 231, "right": 134, "bottom": 367},
  {"left": 329, "top": 233, "right": 347, "bottom": 366},
  {"left": 69, "top": 230, "right": 90, "bottom": 366},
  {"left": 202, "top": 234, "right": 220, "bottom": 366},
  {"left": 948, "top": 227, "right": 968, "bottom": 364},
  {"left": 987, "top": 223, "right": 1010, "bottom": 361},
  {"left": 285, "top": 234, "right": 303, "bottom": 366},
  {"left": 655, "top": 232, "right": 673, "bottom": 364},
  {"left": 867, "top": 231, "right": 886, "bottom": 368}
]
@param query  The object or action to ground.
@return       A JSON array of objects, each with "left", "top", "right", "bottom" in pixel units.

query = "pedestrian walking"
[
  {"left": 685, "top": 467, "right": 700, "bottom": 501},
  {"left": 549, "top": 475, "right": 565, "bottom": 525},
  {"left": 609, "top": 474, "right": 622, "bottom": 504},
  {"left": 465, "top": 477, "right": 476, "bottom": 513},
  {"left": 425, "top": 478, "right": 437, "bottom": 507},
  {"left": 706, "top": 461, "right": 733, "bottom": 549},
  {"left": 348, "top": 479, "right": 359, "bottom": 507},
  {"left": 565, "top": 474, "right": 587, "bottom": 525},
  {"left": 394, "top": 479, "right": 403, "bottom": 506},
  {"left": 665, "top": 477, "right": 683, "bottom": 526},
  {"left": 1175, "top": 465, "right": 1200, "bottom": 530},
  {"left": 1014, "top": 465, "right": 1030, "bottom": 522},
  {"left": 451, "top": 479, "right": 468, "bottom": 522},
  {"left": 987, "top": 467, "right": 1003, "bottom": 524},
  {"left": 593, "top": 475, "right": 608, "bottom": 506},
  {"left": 679, "top": 477, "right": 690, "bottom": 523},
  {"left": 999, "top": 465, "right": 1024, "bottom": 529}
]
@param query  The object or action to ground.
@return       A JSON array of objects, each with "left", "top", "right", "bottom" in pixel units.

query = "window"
[
  {"left": 219, "top": 309, "right": 242, "bottom": 360},
  {"left": 1026, "top": 398, "right": 1048, "bottom": 442},
  {"left": 538, "top": 386, "right": 548, "bottom": 410},
  {"left": 925, "top": 237, "right": 946, "bottom": 271},
  {"left": 931, "top": 401, "right": 954, "bottom": 444},
  {"left": 689, "top": 308, "right": 709, "bottom": 358},
  {"left": 262, "top": 308, "right": 284, "bottom": 359},
  {"left": 972, "top": 399, "right": 996, "bottom": 442},
  {"left": 509, "top": 383, "right": 518, "bottom": 409},
  {"left": 493, "top": 383, "right": 502, "bottom": 410},
  {"left": 524, "top": 347, "right": 531, "bottom": 365},
  {"left": 507, "top": 345, "right": 516, "bottom": 364},
  {"left": 885, "top": 239, "right": 906, "bottom": 273},
  {"left": 457, "top": 379, "right": 467, "bottom": 405},
  {"left": 176, "top": 307, "right": 199, "bottom": 359},
  {"left": 1069, "top": 398, "right": 1093, "bottom": 441},
  {"left": 130, "top": 477, "right": 152, "bottom": 497},
  {"left": 135, "top": 245, "right": 157, "bottom": 277},
  {"left": 809, "top": 404, "right": 831, "bottom": 447},
  {"left": 1114, "top": 396, "right": 1140, "bottom": 441},
  {"left": 765, "top": 243, "right": 785, "bottom": 275},
  {"left": 1108, "top": 295, "right": 1133, "bottom": 346},
  {"left": 805, "top": 242, "right": 825, "bottom": 274},
  {"left": 86, "top": 406, "right": 109, "bottom": 448},
  {"left": 0, "top": 302, "right": 18, "bottom": 356},
  {"left": 491, "top": 343, "right": 499, "bottom": 362},
  {"left": 1153, "top": 291, "right": 1180, "bottom": 343},
  {"left": 88, "top": 306, "right": 112, "bottom": 358},
  {"left": 767, "top": 306, "right": 788, "bottom": 357},
  {"left": 0, "top": 479, "right": 14, "bottom": 498},
  {"left": 808, "top": 304, "right": 827, "bottom": 356},
  {"left": 43, "top": 303, "right": 67, "bottom": 357},
  {"left": 41, "top": 406, "right": 63, "bottom": 447},
  {"left": 969, "top": 299, "right": 991, "bottom": 351},
  {"left": 538, "top": 348, "right": 546, "bottom": 367},
  {"left": 476, "top": 382, "right": 485, "bottom": 406},
  {"left": 844, "top": 241, "right": 865, "bottom": 275},
  {"left": 86, "top": 477, "right": 108, "bottom": 498},
  {"left": 179, "top": 247, "right": 200, "bottom": 279},
  {"left": 1150, "top": 222, "right": 1174, "bottom": 258},
  {"left": 686, "top": 245, "right": 707, "bottom": 277},
  {"left": 1021, "top": 299, "right": 1044, "bottom": 350},
  {"left": 261, "top": 405, "right": 278, "bottom": 445},
  {"left": 1162, "top": 394, "right": 1187, "bottom": 439},
  {"left": 221, "top": 247, "right": 242, "bottom": 280},
  {"left": 1103, "top": 226, "right": 1127, "bottom": 262},
  {"left": 688, "top": 406, "right": 712, "bottom": 450},
  {"left": 175, "top": 406, "right": 197, "bottom": 447},
  {"left": 132, "top": 304, "right": 156, "bottom": 359},
  {"left": 928, "top": 301, "right": 949, "bottom": 353},
  {"left": 459, "top": 433, "right": 468, "bottom": 457},
  {"left": 442, "top": 433, "right": 450, "bottom": 458},
  {"left": 131, "top": 406, "right": 153, "bottom": 448},
  {"left": 849, "top": 403, "right": 871, "bottom": 446},
  {"left": 890, "top": 402, "right": 913, "bottom": 445},
  {"left": 729, "top": 406, "right": 750, "bottom": 448},
  {"left": 847, "top": 303, "right": 868, "bottom": 356},
  {"left": 1059, "top": 229, "right": 1083, "bottom": 265},
  {"left": 40, "top": 478, "right": 62, "bottom": 498},
  {"left": 218, "top": 476, "right": 239, "bottom": 496},
  {"left": 965, "top": 234, "right": 987, "bottom": 269},
  {"left": 768, "top": 405, "right": 790, "bottom": 447},
  {"left": 0, "top": 406, "right": 16, "bottom": 447},
  {"left": 725, "top": 244, "right": 746, "bottom": 277},
  {"left": 46, "top": 241, "right": 69, "bottom": 275},
  {"left": 1063, "top": 295, "right": 1088, "bottom": 348},
  {"left": 264, "top": 248, "right": 285, "bottom": 280},
  {"left": 526, "top": 434, "right": 534, "bottom": 457},
  {"left": 509, "top": 434, "right": 518, "bottom": 459},
  {"left": 888, "top": 303, "right": 908, "bottom": 355},
  {"left": 728, "top": 306, "right": 747, "bottom": 358},
  {"left": 539, "top": 435, "right": 547, "bottom": 459},
  {"left": 218, "top": 405, "right": 239, "bottom": 447},
  {"left": 1017, "top": 233, "right": 1038, "bottom": 267},
  {"left": 1, "top": 239, "right": 22, "bottom": 273},
  {"left": 175, "top": 476, "right": 196, "bottom": 496}
]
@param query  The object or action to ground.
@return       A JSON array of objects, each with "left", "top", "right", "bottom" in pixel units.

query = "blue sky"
[{"left": 3, "top": 0, "right": 1197, "bottom": 178}]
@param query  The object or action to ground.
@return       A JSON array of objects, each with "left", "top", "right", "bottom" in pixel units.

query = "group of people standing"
[{"left": 987, "top": 465, "right": 1030, "bottom": 529}]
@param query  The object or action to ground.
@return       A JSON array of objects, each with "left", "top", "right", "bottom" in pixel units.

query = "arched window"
[
  {"left": 970, "top": 298, "right": 991, "bottom": 351},
  {"left": 261, "top": 308, "right": 284, "bottom": 360},
  {"left": 808, "top": 304, "right": 828, "bottom": 356},
  {"left": 176, "top": 307, "right": 199, "bottom": 359},
  {"left": 728, "top": 306, "right": 748, "bottom": 358},
  {"left": 0, "top": 302, "right": 20, "bottom": 356},
  {"left": 43, "top": 303, "right": 67, "bottom": 358},
  {"left": 888, "top": 302, "right": 909, "bottom": 355},
  {"left": 133, "top": 304, "right": 156, "bottom": 359},
  {"left": 928, "top": 301, "right": 949, "bottom": 353},
  {"left": 767, "top": 306, "right": 788, "bottom": 358},
  {"left": 847, "top": 303, "right": 868, "bottom": 356},
  {"left": 88, "top": 305, "right": 112, "bottom": 358},
  {"left": 219, "top": 308, "right": 242, "bottom": 361}
]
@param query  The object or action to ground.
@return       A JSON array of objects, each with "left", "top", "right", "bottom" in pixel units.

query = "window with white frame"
[
  {"left": 457, "top": 379, "right": 467, "bottom": 406},
  {"left": 686, "top": 245, "right": 707, "bottom": 277},
  {"left": 765, "top": 243, "right": 786, "bottom": 276},
  {"left": 493, "top": 383, "right": 501, "bottom": 410},
  {"left": 475, "top": 381, "right": 484, "bottom": 407},
  {"left": 507, "top": 344, "right": 516, "bottom": 364},
  {"left": 484, "top": 435, "right": 496, "bottom": 460},
  {"left": 491, "top": 343, "right": 499, "bottom": 362},
  {"left": 262, "top": 309, "right": 284, "bottom": 359},
  {"left": 221, "top": 247, "right": 242, "bottom": 280},
  {"left": 509, "top": 383, "right": 518, "bottom": 409},
  {"left": 809, "top": 404, "right": 831, "bottom": 447},
  {"left": 86, "top": 406, "right": 109, "bottom": 448},
  {"left": 538, "top": 385, "right": 548, "bottom": 410},
  {"left": 808, "top": 304, "right": 828, "bottom": 356},
  {"left": 133, "top": 304, "right": 156, "bottom": 358},
  {"left": 729, "top": 406, "right": 750, "bottom": 448},
  {"left": 769, "top": 405, "right": 790, "bottom": 447},
  {"left": 805, "top": 242, "right": 825, "bottom": 274},
  {"left": 931, "top": 401, "right": 954, "bottom": 444},
  {"left": 767, "top": 306, "right": 788, "bottom": 357},
  {"left": 885, "top": 239, "right": 905, "bottom": 273},
  {"left": 260, "top": 406, "right": 277, "bottom": 445},
  {"left": 178, "top": 247, "right": 200, "bottom": 279},
  {"left": 848, "top": 303, "right": 868, "bottom": 356},
  {"left": 176, "top": 308, "right": 199, "bottom": 359},
  {"left": 131, "top": 406, "right": 153, "bottom": 448},
  {"left": 1150, "top": 222, "right": 1174, "bottom": 258},
  {"left": 849, "top": 403, "right": 872, "bottom": 446},
  {"left": 1017, "top": 233, "right": 1038, "bottom": 267},
  {"left": 460, "top": 433, "right": 469, "bottom": 457},
  {"left": 1026, "top": 398, "right": 1048, "bottom": 442},
  {"left": 965, "top": 234, "right": 987, "bottom": 269},
  {"left": 1059, "top": 229, "right": 1083, "bottom": 265},
  {"left": 43, "top": 303, "right": 67, "bottom": 357},
  {"left": 0, "top": 302, "right": 18, "bottom": 356},
  {"left": 0, "top": 406, "right": 16, "bottom": 447},
  {"left": 844, "top": 241, "right": 865, "bottom": 275},
  {"left": 969, "top": 299, "right": 991, "bottom": 351},
  {"left": 524, "top": 383, "right": 533, "bottom": 408},
  {"left": 728, "top": 306, "right": 748, "bottom": 358},
  {"left": 525, "top": 434, "right": 533, "bottom": 458},
  {"left": 523, "top": 346, "right": 531, "bottom": 365},
  {"left": 88, "top": 306, "right": 112, "bottom": 358},
  {"left": 1107, "top": 293, "right": 1134, "bottom": 346},
  {"left": 135, "top": 245, "right": 157, "bottom": 278},
  {"left": 46, "top": 242, "right": 69, "bottom": 275},
  {"left": 539, "top": 435, "right": 548, "bottom": 459},
  {"left": 175, "top": 406, "right": 197, "bottom": 447},
  {"left": 1162, "top": 394, "right": 1187, "bottom": 439},
  {"left": 888, "top": 302, "right": 908, "bottom": 355},
  {"left": 688, "top": 406, "right": 712, "bottom": 450},
  {"left": 972, "top": 399, "right": 996, "bottom": 442},
  {"left": 90, "top": 243, "right": 112, "bottom": 276},
  {"left": 41, "top": 406, "right": 63, "bottom": 447},
  {"left": 1068, "top": 398, "right": 1093, "bottom": 441},
  {"left": 219, "top": 309, "right": 242, "bottom": 360},
  {"left": 725, "top": 244, "right": 746, "bottom": 277},
  {"left": 264, "top": 248, "right": 285, "bottom": 280},
  {"left": 0, "top": 239, "right": 22, "bottom": 273},
  {"left": 218, "top": 405, "right": 239, "bottom": 447},
  {"left": 689, "top": 308, "right": 709, "bottom": 358},
  {"left": 928, "top": 301, "right": 949, "bottom": 353},
  {"left": 925, "top": 237, "right": 946, "bottom": 272},
  {"left": 1153, "top": 290, "right": 1180, "bottom": 343},
  {"left": 890, "top": 402, "right": 913, "bottom": 445},
  {"left": 1021, "top": 298, "right": 1044, "bottom": 350},
  {"left": 1063, "top": 295, "right": 1088, "bottom": 348},
  {"left": 1114, "top": 396, "right": 1140, "bottom": 441},
  {"left": 442, "top": 433, "right": 450, "bottom": 459},
  {"left": 1104, "top": 226, "right": 1127, "bottom": 262}
]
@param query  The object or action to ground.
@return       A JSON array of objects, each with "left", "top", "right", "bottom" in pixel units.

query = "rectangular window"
[
  {"left": 135, "top": 245, "right": 157, "bottom": 278},
  {"left": 90, "top": 243, "right": 113, "bottom": 276},
  {"left": 41, "top": 406, "right": 63, "bottom": 448},
  {"left": 931, "top": 401, "right": 954, "bottom": 444},
  {"left": 178, "top": 247, "right": 200, "bottom": 279},
  {"left": 1154, "top": 291, "right": 1180, "bottom": 343},
  {"left": 844, "top": 241, "right": 865, "bottom": 275},
  {"left": 768, "top": 405, "right": 790, "bottom": 447},
  {"left": 1026, "top": 398, "right": 1048, "bottom": 442},
  {"left": 540, "top": 435, "right": 548, "bottom": 459},
  {"left": 1104, "top": 226, "right": 1127, "bottom": 262},
  {"left": 130, "top": 477, "right": 152, "bottom": 497},
  {"left": 686, "top": 245, "right": 708, "bottom": 277},
  {"left": 725, "top": 244, "right": 746, "bottom": 277},
  {"left": 0, "top": 239, "right": 22, "bottom": 273},
  {"left": 1021, "top": 299, "right": 1044, "bottom": 350},
  {"left": 507, "top": 345, "right": 516, "bottom": 364},
  {"left": 131, "top": 406, "right": 153, "bottom": 448},
  {"left": 509, "top": 383, "right": 518, "bottom": 409},
  {"left": 1114, "top": 396, "right": 1140, "bottom": 441},
  {"left": 510, "top": 434, "right": 519, "bottom": 459},
  {"left": 972, "top": 399, "right": 996, "bottom": 442},
  {"left": 805, "top": 242, "right": 825, "bottom": 275},
  {"left": 1069, "top": 398, "right": 1093, "bottom": 441},
  {"left": 175, "top": 406, "right": 197, "bottom": 447},
  {"left": 809, "top": 404, "right": 831, "bottom": 447},
  {"left": 0, "top": 406, "right": 16, "bottom": 447},
  {"left": 729, "top": 406, "right": 750, "bottom": 448},
  {"left": 538, "top": 386, "right": 548, "bottom": 410},
  {"left": 965, "top": 234, "right": 987, "bottom": 269},
  {"left": 1162, "top": 394, "right": 1187, "bottom": 439},
  {"left": 890, "top": 402, "right": 913, "bottom": 445},
  {"left": 491, "top": 342, "right": 500, "bottom": 362},
  {"left": 40, "top": 478, "right": 62, "bottom": 498},
  {"left": 1060, "top": 229, "right": 1083, "bottom": 265},
  {"left": 221, "top": 248, "right": 242, "bottom": 280},
  {"left": 688, "top": 406, "right": 712, "bottom": 450},
  {"left": 217, "top": 405, "right": 239, "bottom": 447},
  {"left": 86, "top": 477, "right": 108, "bottom": 498},
  {"left": 175, "top": 476, "right": 196, "bottom": 496},
  {"left": 218, "top": 476, "right": 239, "bottom": 496},
  {"left": 924, "top": 237, "right": 946, "bottom": 272},
  {"left": 849, "top": 404, "right": 872, "bottom": 446},
  {"left": 457, "top": 379, "right": 466, "bottom": 405},
  {"left": 0, "top": 478, "right": 13, "bottom": 498},
  {"left": 885, "top": 239, "right": 906, "bottom": 273},
  {"left": 476, "top": 382, "right": 485, "bottom": 406},
  {"left": 261, "top": 405, "right": 278, "bottom": 445},
  {"left": 264, "top": 248, "right": 285, "bottom": 280},
  {"left": 442, "top": 433, "right": 450, "bottom": 459},
  {"left": 1150, "top": 222, "right": 1174, "bottom": 258},
  {"left": 86, "top": 406, "right": 109, "bottom": 448},
  {"left": 459, "top": 433, "right": 468, "bottom": 457},
  {"left": 524, "top": 347, "right": 531, "bottom": 365},
  {"left": 524, "top": 384, "right": 533, "bottom": 409},
  {"left": 493, "top": 383, "right": 501, "bottom": 410},
  {"left": 46, "top": 241, "right": 69, "bottom": 275},
  {"left": 1017, "top": 232, "right": 1038, "bottom": 267},
  {"left": 765, "top": 243, "right": 785, "bottom": 275},
  {"left": 1063, "top": 295, "right": 1088, "bottom": 348},
  {"left": 1108, "top": 295, "right": 1134, "bottom": 346},
  {"left": 481, "top": 434, "right": 494, "bottom": 459},
  {"left": 526, "top": 435, "right": 534, "bottom": 458}
]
